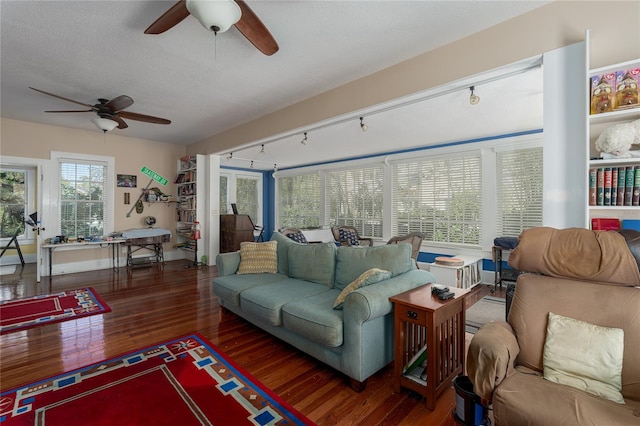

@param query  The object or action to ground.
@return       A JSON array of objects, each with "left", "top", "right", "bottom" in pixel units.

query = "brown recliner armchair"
[
  {"left": 467, "top": 227, "right": 640, "bottom": 425},
  {"left": 331, "top": 226, "right": 373, "bottom": 246}
]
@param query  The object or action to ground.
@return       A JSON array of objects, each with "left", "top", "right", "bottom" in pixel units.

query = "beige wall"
[
  {"left": 1, "top": 118, "right": 186, "bottom": 267},
  {"left": 188, "top": 1, "right": 640, "bottom": 155}
]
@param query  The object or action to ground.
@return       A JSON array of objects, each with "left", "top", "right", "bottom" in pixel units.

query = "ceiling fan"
[
  {"left": 144, "top": 0, "right": 279, "bottom": 56},
  {"left": 29, "top": 87, "right": 171, "bottom": 131}
]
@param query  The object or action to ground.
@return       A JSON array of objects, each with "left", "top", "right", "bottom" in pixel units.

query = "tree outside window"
[
  {"left": 60, "top": 161, "right": 106, "bottom": 238},
  {"left": 0, "top": 170, "right": 26, "bottom": 239}
]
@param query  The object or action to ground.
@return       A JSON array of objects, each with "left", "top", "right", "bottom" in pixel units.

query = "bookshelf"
[
  {"left": 587, "top": 56, "right": 640, "bottom": 229},
  {"left": 175, "top": 155, "right": 205, "bottom": 262},
  {"left": 428, "top": 255, "right": 482, "bottom": 289}
]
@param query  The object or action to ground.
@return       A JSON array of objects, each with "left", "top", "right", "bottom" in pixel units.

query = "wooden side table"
[{"left": 389, "top": 284, "right": 469, "bottom": 410}]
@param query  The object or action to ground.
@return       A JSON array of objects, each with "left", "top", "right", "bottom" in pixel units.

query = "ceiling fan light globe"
[
  {"left": 92, "top": 117, "right": 118, "bottom": 132},
  {"left": 186, "top": 0, "right": 242, "bottom": 34}
]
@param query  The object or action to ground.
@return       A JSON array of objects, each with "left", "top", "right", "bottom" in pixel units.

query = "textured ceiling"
[{"left": 1, "top": 0, "right": 549, "bottom": 154}]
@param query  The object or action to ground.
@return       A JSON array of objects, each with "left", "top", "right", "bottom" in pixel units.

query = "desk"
[
  {"left": 389, "top": 284, "right": 469, "bottom": 410},
  {"left": 42, "top": 240, "right": 124, "bottom": 277}
]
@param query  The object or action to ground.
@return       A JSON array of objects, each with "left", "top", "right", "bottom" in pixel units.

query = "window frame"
[
  {"left": 50, "top": 152, "right": 115, "bottom": 238},
  {"left": 0, "top": 166, "right": 36, "bottom": 243},
  {"left": 219, "top": 169, "right": 263, "bottom": 225}
]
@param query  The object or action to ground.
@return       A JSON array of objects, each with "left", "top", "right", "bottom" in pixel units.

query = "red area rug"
[
  {"left": 0, "top": 333, "right": 315, "bottom": 425},
  {"left": 0, "top": 288, "right": 111, "bottom": 335}
]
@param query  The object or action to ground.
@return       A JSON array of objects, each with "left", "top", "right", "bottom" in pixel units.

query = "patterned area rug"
[
  {"left": 0, "top": 333, "right": 315, "bottom": 425},
  {"left": 465, "top": 295, "right": 506, "bottom": 334},
  {"left": 0, "top": 288, "right": 111, "bottom": 335}
]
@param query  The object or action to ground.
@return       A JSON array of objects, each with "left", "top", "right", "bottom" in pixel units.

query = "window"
[
  {"left": 0, "top": 167, "right": 34, "bottom": 241},
  {"left": 58, "top": 157, "right": 111, "bottom": 238},
  {"left": 278, "top": 173, "right": 320, "bottom": 228},
  {"left": 219, "top": 175, "right": 229, "bottom": 214},
  {"left": 496, "top": 147, "right": 543, "bottom": 237},
  {"left": 219, "top": 170, "right": 263, "bottom": 224},
  {"left": 392, "top": 154, "right": 481, "bottom": 246},
  {"left": 236, "top": 176, "right": 259, "bottom": 222},
  {"left": 326, "top": 165, "right": 384, "bottom": 238}
]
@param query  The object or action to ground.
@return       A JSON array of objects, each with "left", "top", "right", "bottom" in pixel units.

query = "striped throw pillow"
[{"left": 237, "top": 241, "right": 278, "bottom": 274}]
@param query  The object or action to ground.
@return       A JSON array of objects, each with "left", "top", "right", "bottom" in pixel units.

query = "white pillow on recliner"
[{"left": 543, "top": 312, "right": 625, "bottom": 404}]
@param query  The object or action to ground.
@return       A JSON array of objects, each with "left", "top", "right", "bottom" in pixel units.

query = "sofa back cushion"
[
  {"left": 509, "top": 227, "right": 640, "bottom": 286},
  {"left": 288, "top": 242, "right": 336, "bottom": 287},
  {"left": 509, "top": 274, "right": 640, "bottom": 401},
  {"left": 270, "top": 232, "right": 298, "bottom": 275},
  {"left": 334, "top": 244, "right": 414, "bottom": 290}
]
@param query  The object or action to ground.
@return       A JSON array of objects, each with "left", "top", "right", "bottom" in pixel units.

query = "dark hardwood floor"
[{"left": 0, "top": 261, "right": 505, "bottom": 425}]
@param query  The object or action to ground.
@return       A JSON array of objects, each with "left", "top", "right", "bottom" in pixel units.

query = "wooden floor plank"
[{"left": 0, "top": 261, "right": 503, "bottom": 425}]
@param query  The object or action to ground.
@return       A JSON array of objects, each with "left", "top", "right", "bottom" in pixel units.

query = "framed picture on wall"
[{"left": 117, "top": 174, "right": 137, "bottom": 188}]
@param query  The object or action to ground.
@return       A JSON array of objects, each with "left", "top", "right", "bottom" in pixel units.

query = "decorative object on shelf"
[
  {"left": 144, "top": 216, "right": 157, "bottom": 227},
  {"left": 615, "top": 69, "right": 639, "bottom": 110},
  {"left": 434, "top": 256, "right": 464, "bottom": 267},
  {"left": 590, "top": 74, "right": 615, "bottom": 114},
  {"left": 595, "top": 119, "right": 640, "bottom": 158}
]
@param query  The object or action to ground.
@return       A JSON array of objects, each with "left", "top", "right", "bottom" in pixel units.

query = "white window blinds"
[
  {"left": 392, "top": 155, "right": 481, "bottom": 245},
  {"left": 496, "top": 147, "right": 543, "bottom": 237},
  {"left": 278, "top": 173, "right": 320, "bottom": 228},
  {"left": 59, "top": 159, "right": 108, "bottom": 238},
  {"left": 326, "top": 165, "right": 384, "bottom": 238}
]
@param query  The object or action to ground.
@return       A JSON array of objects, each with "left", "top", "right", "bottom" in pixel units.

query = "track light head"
[
  {"left": 259, "top": 144, "right": 265, "bottom": 155},
  {"left": 250, "top": 161, "right": 254, "bottom": 169},
  {"left": 359, "top": 117, "right": 368, "bottom": 132},
  {"left": 301, "top": 132, "right": 308, "bottom": 145},
  {"left": 225, "top": 152, "right": 233, "bottom": 160},
  {"left": 469, "top": 86, "right": 480, "bottom": 105}
]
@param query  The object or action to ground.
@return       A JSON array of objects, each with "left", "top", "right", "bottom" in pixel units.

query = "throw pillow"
[
  {"left": 339, "top": 228, "right": 360, "bottom": 246},
  {"left": 333, "top": 268, "right": 391, "bottom": 309},
  {"left": 286, "top": 231, "right": 308, "bottom": 244},
  {"left": 237, "top": 241, "right": 278, "bottom": 275},
  {"left": 543, "top": 312, "right": 625, "bottom": 404}
]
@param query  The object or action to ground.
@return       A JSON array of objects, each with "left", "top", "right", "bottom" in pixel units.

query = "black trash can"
[{"left": 453, "top": 375, "right": 488, "bottom": 426}]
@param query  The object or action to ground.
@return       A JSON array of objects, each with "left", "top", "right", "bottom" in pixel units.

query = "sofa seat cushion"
[
  {"left": 240, "top": 278, "right": 329, "bottom": 326},
  {"left": 335, "top": 244, "right": 414, "bottom": 289},
  {"left": 213, "top": 273, "right": 288, "bottom": 307},
  {"left": 283, "top": 289, "right": 344, "bottom": 347},
  {"left": 493, "top": 369, "right": 640, "bottom": 426}
]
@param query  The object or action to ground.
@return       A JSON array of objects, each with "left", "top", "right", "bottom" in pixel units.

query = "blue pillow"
[
  {"left": 286, "top": 231, "right": 308, "bottom": 244},
  {"left": 339, "top": 228, "right": 360, "bottom": 245}
]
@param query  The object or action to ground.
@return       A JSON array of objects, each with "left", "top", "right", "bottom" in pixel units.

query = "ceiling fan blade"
[
  {"left": 118, "top": 111, "right": 171, "bottom": 125},
  {"left": 144, "top": 0, "right": 190, "bottom": 34},
  {"left": 105, "top": 95, "right": 134, "bottom": 112},
  {"left": 234, "top": 0, "right": 279, "bottom": 56},
  {"left": 111, "top": 115, "right": 128, "bottom": 129},
  {"left": 44, "top": 109, "right": 93, "bottom": 113},
  {"left": 29, "top": 87, "right": 94, "bottom": 108}
]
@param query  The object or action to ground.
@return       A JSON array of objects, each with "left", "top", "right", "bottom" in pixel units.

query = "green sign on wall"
[{"left": 141, "top": 166, "right": 168, "bottom": 186}]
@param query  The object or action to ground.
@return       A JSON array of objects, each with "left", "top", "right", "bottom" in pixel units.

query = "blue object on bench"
[{"left": 493, "top": 236, "right": 519, "bottom": 250}]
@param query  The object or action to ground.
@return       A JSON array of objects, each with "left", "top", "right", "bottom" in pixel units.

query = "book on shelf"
[
  {"left": 591, "top": 218, "right": 620, "bottom": 231},
  {"left": 632, "top": 165, "right": 638, "bottom": 206},
  {"left": 590, "top": 165, "right": 640, "bottom": 206},
  {"left": 603, "top": 167, "right": 612, "bottom": 206},
  {"left": 589, "top": 168, "right": 597, "bottom": 206},
  {"left": 617, "top": 168, "right": 626, "bottom": 206},
  {"left": 596, "top": 168, "right": 604, "bottom": 206},
  {"left": 626, "top": 166, "right": 635, "bottom": 206},
  {"left": 403, "top": 345, "right": 427, "bottom": 375}
]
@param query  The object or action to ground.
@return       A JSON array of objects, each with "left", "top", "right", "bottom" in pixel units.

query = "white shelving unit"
[
  {"left": 428, "top": 255, "right": 482, "bottom": 289},
  {"left": 587, "top": 56, "right": 640, "bottom": 227},
  {"left": 175, "top": 154, "right": 206, "bottom": 262}
]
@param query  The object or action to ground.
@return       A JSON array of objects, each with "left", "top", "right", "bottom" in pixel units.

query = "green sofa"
[{"left": 213, "top": 232, "right": 437, "bottom": 390}]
